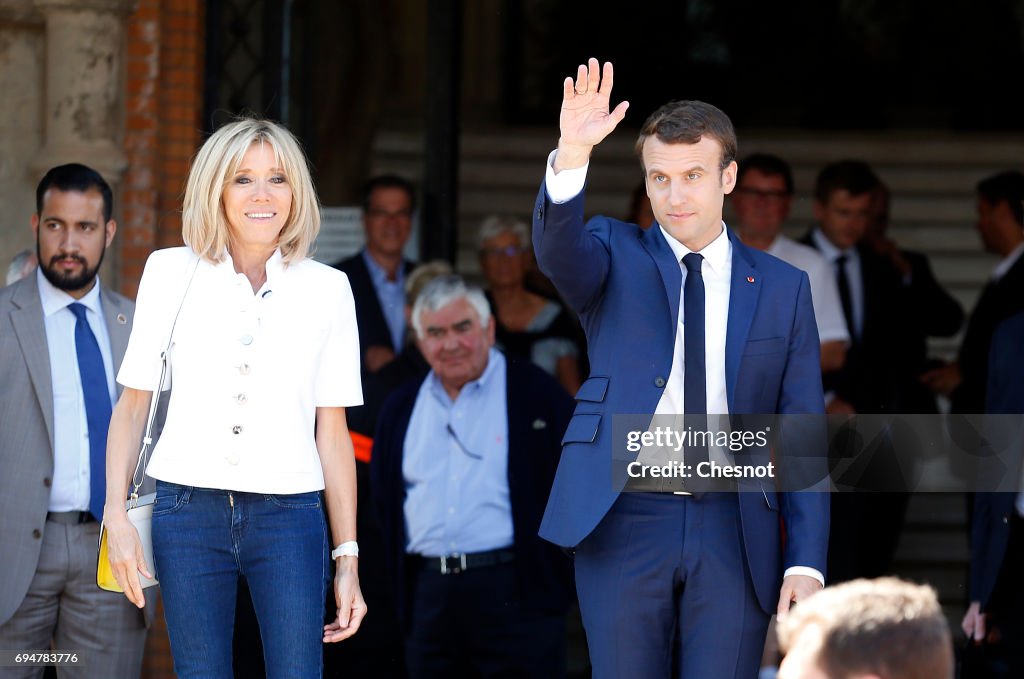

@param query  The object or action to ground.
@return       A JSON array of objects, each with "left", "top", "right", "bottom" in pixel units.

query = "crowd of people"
[{"left": 1, "top": 56, "right": 1022, "bottom": 679}]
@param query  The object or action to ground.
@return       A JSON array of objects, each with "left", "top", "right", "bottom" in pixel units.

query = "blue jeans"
[{"left": 152, "top": 481, "right": 330, "bottom": 679}]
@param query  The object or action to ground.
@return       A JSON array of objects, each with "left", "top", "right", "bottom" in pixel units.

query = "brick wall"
[
  {"left": 121, "top": 0, "right": 204, "bottom": 299},
  {"left": 122, "top": 2, "right": 204, "bottom": 675}
]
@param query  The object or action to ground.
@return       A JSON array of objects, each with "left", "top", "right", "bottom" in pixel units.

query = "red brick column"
[{"left": 121, "top": 0, "right": 204, "bottom": 299}]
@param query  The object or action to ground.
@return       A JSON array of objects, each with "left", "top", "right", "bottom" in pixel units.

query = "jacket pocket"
[
  {"left": 575, "top": 376, "right": 609, "bottom": 402},
  {"left": 561, "top": 414, "right": 601, "bottom": 444},
  {"left": 743, "top": 337, "right": 786, "bottom": 356}
]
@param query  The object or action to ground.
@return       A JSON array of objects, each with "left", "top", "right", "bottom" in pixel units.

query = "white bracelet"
[{"left": 331, "top": 541, "right": 359, "bottom": 559}]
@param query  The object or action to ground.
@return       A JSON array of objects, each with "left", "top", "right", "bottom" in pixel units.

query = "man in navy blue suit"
[
  {"left": 533, "top": 58, "right": 830, "bottom": 678},
  {"left": 962, "top": 310, "right": 1024, "bottom": 676}
]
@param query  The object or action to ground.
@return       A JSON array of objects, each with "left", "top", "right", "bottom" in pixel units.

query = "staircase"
[{"left": 371, "top": 125, "right": 1024, "bottom": 628}]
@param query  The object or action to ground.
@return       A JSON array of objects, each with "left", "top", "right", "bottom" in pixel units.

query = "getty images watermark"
[{"left": 608, "top": 414, "right": 1024, "bottom": 493}]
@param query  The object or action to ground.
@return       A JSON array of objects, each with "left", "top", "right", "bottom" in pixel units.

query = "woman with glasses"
[{"left": 477, "top": 215, "right": 582, "bottom": 394}]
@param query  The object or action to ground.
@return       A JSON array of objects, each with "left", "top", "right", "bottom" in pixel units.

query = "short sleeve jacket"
[{"left": 118, "top": 247, "right": 363, "bottom": 493}]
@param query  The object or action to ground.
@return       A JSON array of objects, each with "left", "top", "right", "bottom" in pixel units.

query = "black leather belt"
[
  {"left": 46, "top": 511, "right": 96, "bottom": 525},
  {"left": 415, "top": 547, "right": 515, "bottom": 575}
]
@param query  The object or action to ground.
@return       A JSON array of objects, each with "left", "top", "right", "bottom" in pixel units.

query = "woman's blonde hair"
[{"left": 182, "top": 118, "right": 320, "bottom": 265}]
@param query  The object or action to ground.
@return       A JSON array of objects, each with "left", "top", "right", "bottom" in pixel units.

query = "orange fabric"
[{"left": 351, "top": 431, "right": 373, "bottom": 464}]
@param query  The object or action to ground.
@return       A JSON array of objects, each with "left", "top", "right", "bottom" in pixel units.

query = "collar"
[
  {"left": 217, "top": 248, "right": 285, "bottom": 292},
  {"left": 36, "top": 267, "right": 102, "bottom": 318},
  {"left": 362, "top": 248, "right": 405, "bottom": 286},
  {"left": 428, "top": 347, "right": 504, "bottom": 405},
  {"left": 658, "top": 221, "right": 731, "bottom": 273},
  {"left": 811, "top": 228, "right": 857, "bottom": 263},
  {"left": 993, "top": 242, "right": 1024, "bottom": 281}
]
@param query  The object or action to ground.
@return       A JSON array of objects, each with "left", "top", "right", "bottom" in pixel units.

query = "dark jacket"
[
  {"left": 332, "top": 250, "right": 415, "bottom": 365},
  {"left": 369, "top": 355, "right": 575, "bottom": 629}
]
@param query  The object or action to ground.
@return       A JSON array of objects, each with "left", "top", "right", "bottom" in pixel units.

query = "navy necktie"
[
  {"left": 69, "top": 303, "right": 111, "bottom": 521},
  {"left": 835, "top": 254, "right": 855, "bottom": 340},
  {"left": 682, "top": 253, "right": 709, "bottom": 467}
]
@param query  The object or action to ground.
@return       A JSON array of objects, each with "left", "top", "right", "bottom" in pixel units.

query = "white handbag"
[{"left": 97, "top": 255, "right": 199, "bottom": 592}]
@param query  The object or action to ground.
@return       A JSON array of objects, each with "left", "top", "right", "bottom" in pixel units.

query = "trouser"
[
  {"left": 405, "top": 559, "right": 566, "bottom": 678},
  {"left": 0, "top": 519, "right": 146, "bottom": 679},
  {"left": 574, "top": 492, "right": 770, "bottom": 679},
  {"left": 151, "top": 481, "right": 330, "bottom": 679}
]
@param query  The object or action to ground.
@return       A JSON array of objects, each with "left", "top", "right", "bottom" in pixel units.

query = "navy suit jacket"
[
  {"left": 533, "top": 187, "right": 830, "bottom": 613},
  {"left": 970, "top": 311, "right": 1024, "bottom": 608},
  {"left": 369, "top": 356, "right": 575, "bottom": 629},
  {"left": 332, "top": 251, "right": 415, "bottom": 364}
]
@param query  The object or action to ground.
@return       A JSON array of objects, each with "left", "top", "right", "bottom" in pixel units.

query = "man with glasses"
[
  {"left": 370, "top": 275, "right": 575, "bottom": 677},
  {"left": 731, "top": 153, "right": 850, "bottom": 375},
  {"left": 333, "top": 174, "right": 418, "bottom": 373}
]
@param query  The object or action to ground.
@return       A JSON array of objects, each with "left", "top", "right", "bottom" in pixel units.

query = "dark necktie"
[
  {"left": 69, "top": 303, "right": 111, "bottom": 521},
  {"left": 682, "top": 253, "right": 709, "bottom": 467},
  {"left": 836, "top": 254, "right": 855, "bottom": 340}
]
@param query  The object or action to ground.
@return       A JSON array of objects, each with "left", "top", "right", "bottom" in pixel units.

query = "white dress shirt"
[
  {"left": 546, "top": 152, "right": 825, "bottom": 586},
  {"left": 812, "top": 229, "right": 864, "bottom": 340},
  {"left": 37, "top": 268, "right": 117, "bottom": 512},
  {"left": 767, "top": 235, "right": 850, "bottom": 344},
  {"left": 118, "top": 247, "right": 363, "bottom": 494},
  {"left": 993, "top": 241, "right": 1024, "bottom": 282}
]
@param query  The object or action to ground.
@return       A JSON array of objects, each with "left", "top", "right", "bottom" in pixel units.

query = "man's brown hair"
[
  {"left": 777, "top": 577, "right": 953, "bottom": 679},
  {"left": 635, "top": 100, "right": 737, "bottom": 173}
]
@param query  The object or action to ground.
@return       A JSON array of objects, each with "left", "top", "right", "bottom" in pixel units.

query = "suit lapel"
[
  {"left": 10, "top": 276, "right": 55, "bottom": 450},
  {"left": 640, "top": 225, "right": 682, "bottom": 327},
  {"left": 101, "top": 286, "right": 132, "bottom": 396},
  {"left": 725, "top": 232, "right": 761, "bottom": 412}
]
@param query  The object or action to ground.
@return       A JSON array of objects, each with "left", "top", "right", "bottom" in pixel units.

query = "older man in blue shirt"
[{"left": 370, "top": 275, "right": 575, "bottom": 678}]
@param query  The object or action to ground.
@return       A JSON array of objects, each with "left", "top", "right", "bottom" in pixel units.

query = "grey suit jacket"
[{"left": 0, "top": 273, "right": 156, "bottom": 625}]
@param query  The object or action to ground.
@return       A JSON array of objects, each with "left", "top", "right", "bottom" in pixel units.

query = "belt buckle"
[{"left": 440, "top": 553, "right": 467, "bottom": 575}]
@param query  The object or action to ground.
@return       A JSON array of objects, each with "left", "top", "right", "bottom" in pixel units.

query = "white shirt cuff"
[
  {"left": 784, "top": 566, "right": 825, "bottom": 587},
  {"left": 544, "top": 149, "right": 589, "bottom": 204}
]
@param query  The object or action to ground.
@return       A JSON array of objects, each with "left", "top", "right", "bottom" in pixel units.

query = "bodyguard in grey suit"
[{"left": 0, "top": 164, "right": 147, "bottom": 678}]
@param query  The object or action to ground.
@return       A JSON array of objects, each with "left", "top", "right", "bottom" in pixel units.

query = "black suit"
[
  {"left": 800, "top": 237, "right": 962, "bottom": 414},
  {"left": 332, "top": 250, "right": 416, "bottom": 367},
  {"left": 953, "top": 254, "right": 1024, "bottom": 415},
  {"left": 802, "top": 234, "right": 962, "bottom": 581},
  {"left": 370, "top": 356, "right": 574, "bottom": 677}
]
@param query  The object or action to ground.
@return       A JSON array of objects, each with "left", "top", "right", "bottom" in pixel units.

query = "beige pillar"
[
  {"left": 0, "top": 1, "right": 44, "bottom": 276},
  {"left": 31, "top": 0, "right": 137, "bottom": 179},
  {"left": 29, "top": 0, "right": 138, "bottom": 287}
]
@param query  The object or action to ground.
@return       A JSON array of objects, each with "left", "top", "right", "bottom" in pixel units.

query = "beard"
[{"left": 37, "top": 242, "right": 105, "bottom": 293}]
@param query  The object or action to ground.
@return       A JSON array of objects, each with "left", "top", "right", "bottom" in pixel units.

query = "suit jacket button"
[
  {"left": 654, "top": 377, "right": 666, "bottom": 388},
  {"left": 43, "top": 477, "right": 52, "bottom": 488},
  {"left": 1004, "top": 515, "right": 1010, "bottom": 524},
  {"left": 32, "top": 529, "right": 42, "bottom": 539},
  {"left": 536, "top": 207, "right": 543, "bottom": 220}
]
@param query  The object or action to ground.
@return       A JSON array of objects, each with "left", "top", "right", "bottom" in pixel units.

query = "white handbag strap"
[{"left": 128, "top": 255, "right": 200, "bottom": 505}]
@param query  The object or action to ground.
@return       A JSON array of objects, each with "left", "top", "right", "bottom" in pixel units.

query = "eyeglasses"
[
  {"left": 734, "top": 187, "right": 790, "bottom": 200},
  {"left": 366, "top": 208, "right": 413, "bottom": 220},
  {"left": 479, "top": 245, "right": 528, "bottom": 258},
  {"left": 446, "top": 424, "right": 482, "bottom": 460}
]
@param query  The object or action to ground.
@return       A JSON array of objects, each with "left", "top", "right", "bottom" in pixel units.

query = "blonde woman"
[{"left": 103, "top": 118, "right": 366, "bottom": 677}]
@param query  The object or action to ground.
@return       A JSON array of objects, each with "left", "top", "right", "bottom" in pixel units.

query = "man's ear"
[
  {"left": 486, "top": 315, "right": 496, "bottom": 346},
  {"left": 31, "top": 213, "right": 39, "bottom": 237},
  {"left": 105, "top": 219, "right": 117, "bottom": 247},
  {"left": 721, "top": 160, "right": 738, "bottom": 194}
]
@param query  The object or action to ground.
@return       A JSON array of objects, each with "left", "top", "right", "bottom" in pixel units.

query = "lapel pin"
[
  {"left": 747, "top": 276, "right": 755, "bottom": 283},
  {"left": 532, "top": 419, "right": 547, "bottom": 430},
  {"left": 116, "top": 313, "right": 127, "bottom": 324}
]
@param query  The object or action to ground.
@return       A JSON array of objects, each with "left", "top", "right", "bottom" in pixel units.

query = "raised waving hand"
[{"left": 555, "top": 58, "right": 629, "bottom": 171}]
